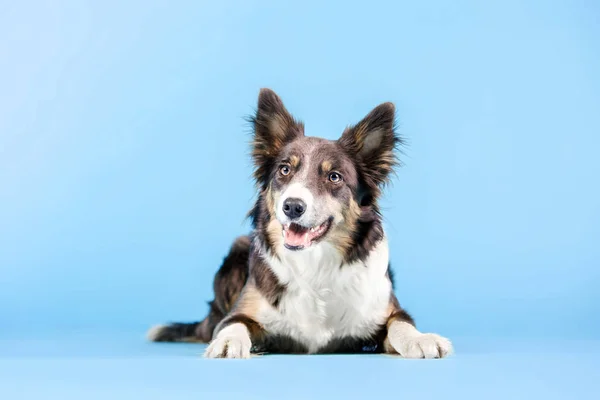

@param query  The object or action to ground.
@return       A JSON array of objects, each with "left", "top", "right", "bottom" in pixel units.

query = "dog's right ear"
[{"left": 250, "top": 88, "right": 304, "bottom": 187}]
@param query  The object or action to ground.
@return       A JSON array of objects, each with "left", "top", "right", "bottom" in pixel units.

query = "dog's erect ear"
[
  {"left": 338, "top": 102, "right": 400, "bottom": 191},
  {"left": 251, "top": 88, "right": 304, "bottom": 187}
]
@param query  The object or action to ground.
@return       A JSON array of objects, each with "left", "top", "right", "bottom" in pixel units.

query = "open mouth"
[{"left": 282, "top": 217, "right": 333, "bottom": 251}]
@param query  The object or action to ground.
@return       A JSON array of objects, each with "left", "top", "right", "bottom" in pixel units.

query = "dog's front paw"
[
  {"left": 386, "top": 321, "right": 453, "bottom": 359},
  {"left": 392, "top": 332, "right": 453, "bottom": 359},
  {"left": 203, "top": 323, "right": 252, "bottom": 359}
]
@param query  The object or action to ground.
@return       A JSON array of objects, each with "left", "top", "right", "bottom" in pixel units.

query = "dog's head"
[{"left": 249, "top": 88, "right": 401, "bottom": 262}]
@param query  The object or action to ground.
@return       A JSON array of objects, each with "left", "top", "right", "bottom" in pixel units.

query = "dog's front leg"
[
  {"left": 383, "top": 306, "right": 454, "bottom": 359},
  {"left": 204, "top": 284, "right": 265, "bottom": 359}
]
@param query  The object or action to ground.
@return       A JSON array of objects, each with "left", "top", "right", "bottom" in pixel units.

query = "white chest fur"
[{"left": 258, "top": 237, "right": 392, "bottom": 353}]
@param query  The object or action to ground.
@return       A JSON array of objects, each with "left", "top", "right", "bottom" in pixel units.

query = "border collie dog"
[{"left": 147, "top": 89, "right": 453, "bottom": 359}]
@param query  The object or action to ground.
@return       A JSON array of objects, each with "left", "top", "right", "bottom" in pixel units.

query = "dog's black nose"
[{"left": 283, "top": 198, "right": 306, "bottom": 219}]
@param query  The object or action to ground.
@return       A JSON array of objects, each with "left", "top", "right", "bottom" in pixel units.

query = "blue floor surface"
[{"left": 0, "top": 333, "right": 597, "bottom": 399}]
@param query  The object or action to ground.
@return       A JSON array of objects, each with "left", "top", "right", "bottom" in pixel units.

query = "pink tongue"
[{"left": 285, "top": 229, "right": 310, "bottom": 247}]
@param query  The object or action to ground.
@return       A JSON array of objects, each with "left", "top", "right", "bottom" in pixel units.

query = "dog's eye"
[
  {"left": 280, "top": 165, "right": 291, "bottom": 176},
  {"left": 328, "top": 172, "right": 342, "bottom": 183}
]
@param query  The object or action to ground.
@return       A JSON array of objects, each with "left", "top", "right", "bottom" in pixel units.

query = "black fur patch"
[{"left": 250, "top": 244, "right": 287, "bottom": 308}]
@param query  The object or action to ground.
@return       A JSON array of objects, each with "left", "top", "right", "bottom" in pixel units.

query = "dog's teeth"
[{"left": 310, "top": 227, "right": 315, "bottom": 232}]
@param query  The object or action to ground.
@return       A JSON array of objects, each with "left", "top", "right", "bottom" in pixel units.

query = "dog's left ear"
[{"left": 338, "top": 102, "right": 400, "bottom": 190}]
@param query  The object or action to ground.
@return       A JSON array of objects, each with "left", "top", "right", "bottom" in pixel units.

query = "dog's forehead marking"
[
  {"left": 289, "top": 155, "right": 300, "bottom": 168},
  {"left": 320, "top": 160, "right": 332, "bottom": 173}
]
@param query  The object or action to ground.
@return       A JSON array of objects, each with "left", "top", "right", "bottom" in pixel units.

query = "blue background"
[{"left": 1, "top": 1, "right": 599, "bottom": 398}]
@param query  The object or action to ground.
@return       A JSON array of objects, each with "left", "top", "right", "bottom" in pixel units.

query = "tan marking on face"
[
  {"left": 329, "top": 197, "right": 361, "bottom": 255},
  {"left": 265, "top": 186, "right": 283, "bottom": 249},
  {"left": 265, "top": 186, "right": 277, "bottom": 214},
  {"left": 267, "top": 218, "right": 283, "bottom": 250},
  {"left": 290, "top": 155, "right": 300, "bottom": 168},
  {"left": 321, "top": 160, "right": 332, "bottom": 173}
]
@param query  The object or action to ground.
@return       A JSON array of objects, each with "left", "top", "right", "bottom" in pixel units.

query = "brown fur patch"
[
  {"left": 264, "top": 186, "right": 283, "bottom": 251},
  {"left": 266, "top": 219, "right": 282, "bottom": 252},
  {"left": 330, "top": 197, "right": 362, "bottom": 257},
  {"left": 320, "top": 160, "right": 332, "bottom": 173},
  {"left": 386, "top": 294, "right": 415, "bottom": 328},
  {"left": 229, "top": 284, "right": 264, "bottom": 318}
]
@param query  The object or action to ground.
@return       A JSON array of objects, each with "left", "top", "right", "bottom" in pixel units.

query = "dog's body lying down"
[{"left": 147, "top": 89, "right": 453, "bottom": 359}]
